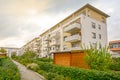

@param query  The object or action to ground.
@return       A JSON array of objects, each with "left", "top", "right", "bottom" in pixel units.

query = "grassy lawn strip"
[{"left": 0, "top": 57, "right": 20, "bottom": 80}]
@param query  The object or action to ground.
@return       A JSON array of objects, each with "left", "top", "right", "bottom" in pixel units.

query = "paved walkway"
[{"left": 12, "top": 60, "right": 45, "bottom": 80}]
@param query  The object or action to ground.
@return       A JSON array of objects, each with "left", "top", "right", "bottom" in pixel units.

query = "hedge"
[{"left": 34, "top": 60, "right": 120, "bottom": 80}]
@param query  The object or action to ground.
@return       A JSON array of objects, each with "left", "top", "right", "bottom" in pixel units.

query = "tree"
[
  {"left": 83, "top": 44, "right": 112, "bottom": 71},
  {"left": 0, "top": 48, "right": 7, "bottom": 53}
]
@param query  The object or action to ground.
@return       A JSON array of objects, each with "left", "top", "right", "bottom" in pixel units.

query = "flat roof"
[{"left": 109, "top": 40, "right": 120, "bottom": 44}]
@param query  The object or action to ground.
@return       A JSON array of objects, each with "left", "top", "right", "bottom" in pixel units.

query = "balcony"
[
  {"left": 65, "top": 34, "right": 81, "bottom": 42},
  {"left": 70, "top": 47, "right": 82, "bottom": 50},
  {"left": 64, "top": 23, "right": 81, "bottom": 33},
  {"left": 44, "top": 36, "right": 50, "bottom": 41},
  {"left": 50, "top": 41, "right": 60, "bottom": 46},
  {"left": 50, "top": 50, "right": 57, "bottom": 53},
  {"left": 50, "top": 33, "right": 60, "bottom": 39}
]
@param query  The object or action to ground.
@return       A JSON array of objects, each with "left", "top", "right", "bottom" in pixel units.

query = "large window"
[{"left": 92, "top": 32, "right": 96, "bottom": 39}]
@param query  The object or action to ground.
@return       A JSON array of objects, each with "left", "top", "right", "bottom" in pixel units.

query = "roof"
[
  {"left": 82, "top": 4, "right": 110, "bottom": 17},
  {"left": 109, "top": 40, "right": 120, "bottom": 44}
]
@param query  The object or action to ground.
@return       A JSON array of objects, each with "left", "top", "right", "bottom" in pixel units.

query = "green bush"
[
  {"left": 36, "top": 58, "right": 53, "bottom": 63},
  {"left": 83, "top": 45, "right": 111, "bottom": 71},
  {"left": 109, "top": 58, "right": 120, "bottom": 71},
  {"left": 12, "top": 50, "right": 36, "bottom": 65},
  {"left": 34, "top": 60, "right": 120, "bottom": 80},
  {"left": 0, "top": 58, "right": 20, "bottom": 80},
  {"left": 46, "top": 72, "right": 68, "bottom": 80},
  {"left": 13, "top": 50, "right": 120, "bottom": 80}
]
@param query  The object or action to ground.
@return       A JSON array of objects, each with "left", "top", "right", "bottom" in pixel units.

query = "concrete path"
[{"left": 12, "top": 60, "right": 45, "bottom": 80}]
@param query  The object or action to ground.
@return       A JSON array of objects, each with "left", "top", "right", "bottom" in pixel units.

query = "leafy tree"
[
  {"left": 0, "top": 48, "right": 6, "bottom": 53},
  {"left": 83, "top": 44, "right": 112, "bottom": 71}
]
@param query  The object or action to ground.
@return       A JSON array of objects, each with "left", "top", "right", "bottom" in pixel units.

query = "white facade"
[{"left": 81, "top": 15, "right": 107, "bottom": 48}]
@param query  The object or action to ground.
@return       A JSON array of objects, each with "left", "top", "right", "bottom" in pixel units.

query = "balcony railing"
[
  {"left": 70, "top": 47, "right": 82, "bottom": 50},
  {"left": 44, "top": 36, "right": 50, "bottom": 41},
  {"left": 64, "top": 23, "right": 81, "bottom": 33},
  {"left": 50, "top": 41, "right": 60, "bottom": 46},
  {"left": 50, "top": 50, "right": 56, "bottom": 53},
  {"left": 65, "top": 34, "right": 81, "bottom": 42},
  {"left": 50, "top": 33, "right": 60, "bottom": 39}
]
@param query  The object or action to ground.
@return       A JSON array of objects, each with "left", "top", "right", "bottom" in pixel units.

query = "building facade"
[
  {"left": 109, "top": 40, "right": 120, "bottom": 57},
  {"left": 21, "top": 4, "right": 109, "bottom": 57},
  {"left": 0, "top": 47, "right": 21, "bottom": 57}
]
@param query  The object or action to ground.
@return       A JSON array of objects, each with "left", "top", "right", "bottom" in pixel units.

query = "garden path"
[{"left": 12, "top": 60, "right": 45, "bottom": 80}]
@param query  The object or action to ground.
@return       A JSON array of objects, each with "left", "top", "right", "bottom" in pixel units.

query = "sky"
[{"left": 0, "top": 0, "right": 120, "bottom": 48}]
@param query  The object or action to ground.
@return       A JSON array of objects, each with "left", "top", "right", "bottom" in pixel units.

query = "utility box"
[{"left": 53, "top": 50, "right": 89, "bottom": 69}]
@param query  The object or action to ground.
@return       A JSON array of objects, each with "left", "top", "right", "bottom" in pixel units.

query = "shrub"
[
  {"left": 46, "top": 72, "right": 67, "bottom": 80},
  {"left": 36, "top": 58, "right": 53, "bottom": 63},
  {"left": 109, "top": 58, "right": 120, "bottom": 71},
  {"left": 83, "top": 44, "right": 112, "bottom": 71},
  {"left": 27, "top": 63, "right": 39, "bottom": 71},
  {"left": 0, "top": 58, "right": 20, "bottom": 80},
  {"left": 34, "top": 60, "right": 120, "bottom": 80}
]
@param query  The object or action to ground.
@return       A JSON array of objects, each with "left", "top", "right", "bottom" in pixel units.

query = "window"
[
  {"left": 92, "top": 32, "right": 96, "bottom": 39},
  {"left": 92, "top": 22, "right": 96, "bottom": 29},
  {"left": 98, "top": 25, "right": 101, "bottom": 30},
  {"left": 99, "top": 34, "right": 101, "bottom": 39}
]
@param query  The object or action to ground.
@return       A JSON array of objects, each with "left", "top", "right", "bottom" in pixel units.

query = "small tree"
[
  {"left": 0, "top": 48, "right": 7, "bottom": 53},
  {"left": 83, "top": 44, "right": 112, "bottom": 71}
]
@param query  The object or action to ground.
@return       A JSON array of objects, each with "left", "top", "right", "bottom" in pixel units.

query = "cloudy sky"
[{"left": 0, "top": 0, "right": 120, "bottom": 48}]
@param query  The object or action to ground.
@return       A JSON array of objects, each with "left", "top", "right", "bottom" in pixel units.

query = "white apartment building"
[{"left": 21, "top": 4, "right": 109, "bottom": 57}]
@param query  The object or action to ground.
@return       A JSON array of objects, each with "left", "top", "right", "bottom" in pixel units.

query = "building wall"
[
  {"left": 109, "top": 40, "right": 120, "bottom": 57},
  {"left": 21, "top": 4, "right": 109, "bottom": 57},
  {"left": 81, "top": 14, "right": 107, "bottom": 48}
]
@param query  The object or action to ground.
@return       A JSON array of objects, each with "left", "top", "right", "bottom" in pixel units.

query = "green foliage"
[
  {"left": 34, "top": 60, "right": 120, "bottom": 80},
  {"left": 109, "top": 57, "right": 120, "bottom": 71},
  {"left": 83, "top": 44, "right": 112, "bottom": 71},
  {"left": 36, "top": 57, "right": 53, "bottom": 63},
  {"left": 27, "top": 63, "right": 39, "bottom": 71},
  {"left": 0, "top": 58, "right": 20, "bottom": 80},
  {"left": 12, "top": 50, "right": 36, "bottom": 65},
  {"left": 0, "top": 48, "right": 6, "bottom": 53},
  {"left": 46, "top": 72, "right": 68, "bottom": 80},
  {"left": 0, "top": 58, "right": 2, "bottom": 66},
  {"left": 13, "top": 49, "right": 120, "bottom": 80}
]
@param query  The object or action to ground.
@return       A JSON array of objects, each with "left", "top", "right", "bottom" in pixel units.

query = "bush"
[
  {"left": 36, "top": 58, "right": 53, "bottom": 63},
  {"left": 109, "top": 58, "right": 120, "bottom": 71},
  {"left": 0, "top": 58, "right": 20, "bottom": 80},
  {"left": 27, "top": 63, "right": 39, "bottom": 71},
  {"left": 83, "top": 45, "right": 111, "bottom": 71},
  {"left": 12, "top": 50, "right": 37, "bottom": 65},
  {"left": 46, "top": 72, "right": 67, "bottom": 80},
  {"left": 34, "top": 60, "right": 120, "bottom": 80}
]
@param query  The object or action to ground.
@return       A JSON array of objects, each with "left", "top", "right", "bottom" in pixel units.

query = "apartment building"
[
  {"left": 21, "top": 4, "right": 109, "bottom": 57},
  {"left": 109, "top": 40, "right": 120, "bottom": 57},
  {"left": 0, "top": 47, "right": 20, "bottom": 57},
  {"left": 21, "top": 36, "right": 41, "bottom": 56}
]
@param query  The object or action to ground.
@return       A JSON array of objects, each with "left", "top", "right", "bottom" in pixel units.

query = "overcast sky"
[{"left": 0, "top": 0, "right": 120, "bottom": 48}]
